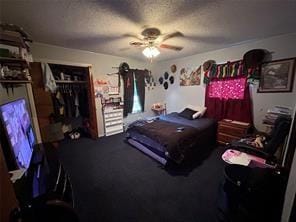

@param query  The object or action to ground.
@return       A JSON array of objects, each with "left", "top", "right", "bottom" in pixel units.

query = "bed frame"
[{"left": 127, "top": 138, "right": 168, "bottom": 165}]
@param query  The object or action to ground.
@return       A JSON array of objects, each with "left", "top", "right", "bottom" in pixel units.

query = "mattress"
[{"left": 126, "top": 112, "right": 217, "bottom": 164}]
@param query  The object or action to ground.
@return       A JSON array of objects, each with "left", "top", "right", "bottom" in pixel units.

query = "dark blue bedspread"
[
  {"left": 126, "top": 112, "right": 217, "bottom": 162},
  {"left": 159, "top": 112, "right": 216, "bottom": 130}
]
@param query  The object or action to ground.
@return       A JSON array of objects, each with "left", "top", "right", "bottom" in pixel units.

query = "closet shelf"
[
  {"left": 0, "top": 79, "right": 31, "bottom": 84},
  {"left": 55, "top": 80, "right": 87, "bottom": 84}
]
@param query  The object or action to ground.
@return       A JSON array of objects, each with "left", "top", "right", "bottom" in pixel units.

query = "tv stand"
[{"left": 13, "top": 143, "right": 78, "bottom": 221}]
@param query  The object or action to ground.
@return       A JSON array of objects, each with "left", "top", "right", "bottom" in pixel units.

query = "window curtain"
[
  {"left": 205, "top": 77, "right": 253, "bottom": 123},
  {"left": 134, "top": 69, "right": 146, "bottom": 112},
  {"left": 123, "top": 70, "right": 134, "bottom": 117}
]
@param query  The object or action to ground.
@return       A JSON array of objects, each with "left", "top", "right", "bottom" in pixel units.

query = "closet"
[{"left": 30, "top": 62, "right": 98, "bottom": 141}]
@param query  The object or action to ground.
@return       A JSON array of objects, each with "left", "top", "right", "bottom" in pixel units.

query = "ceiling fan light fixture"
[{"left": 142, "top": 46, "right": 160, "bottom": 59}]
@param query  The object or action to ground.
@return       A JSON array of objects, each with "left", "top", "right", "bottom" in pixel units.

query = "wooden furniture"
[
  {"left": 0, "top": 143, "right": 19, "bottom": 222},
  {"left": 0, "top": 59, "right": 42, "bottom": 144},
  {"left": 0, "top": 142, "right": 75, "bottom": 221},
  {"left": 103, "top": 108, "right": 124, "bottom": 136},
  {"left": 217, "top": 119, "right": 251, "bottom": 144},
  {"left": 30, "top": 62, "right": 98, "bottom": 140}
]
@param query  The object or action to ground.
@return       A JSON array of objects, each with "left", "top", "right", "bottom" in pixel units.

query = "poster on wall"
[
  {"left": 180, "top": 66, "right": 201, "bottom": 86},
  {"left": 107, "top": 74, "right": 120, "bottom": 95},
  {"left": 94, "top": 79, "right": 109, "bottom": 98}
]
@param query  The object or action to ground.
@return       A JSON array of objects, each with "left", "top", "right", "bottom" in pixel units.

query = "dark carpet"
[{"left": 58, "top": 133, "right": 227, "bottom": 222}]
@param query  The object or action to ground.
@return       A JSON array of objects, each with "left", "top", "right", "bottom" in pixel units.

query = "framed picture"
[
  {"left": 258, "top": 58, "right": 295, "bottom": 93},
  {"left": 180, "top": 66, "right": 201, "bottom": 86}
]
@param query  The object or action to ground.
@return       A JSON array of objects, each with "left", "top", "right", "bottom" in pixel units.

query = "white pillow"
[
  {"left": 192, "top": 111, "right": 201, "bottom": 119},
  {"left": 192, "top": 106, "right": 207, "bottom": 119}
]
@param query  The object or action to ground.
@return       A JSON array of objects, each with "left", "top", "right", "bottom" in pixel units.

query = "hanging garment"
[
  {"left": 41, "top": 63, "right": 57, "bottom": 93},
  {"left": 74, "top": 91, "right": 80, "bottom": 117},
  {"left": 56, "top": 91, "right": 65, "bottom": 115}
]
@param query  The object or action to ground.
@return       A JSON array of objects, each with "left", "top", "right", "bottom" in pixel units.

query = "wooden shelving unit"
[
  {"left": 55, "top": 80, "right": 87, "bottom": 84},
  {"left": 0, "top": 79, "right": 31, "bottom": 84},
  {"left": 0, "top": 57, "right": 27, "bottom": 63},
  {"left": 0, "top": 57, "right": 29, "bottom": 69}
]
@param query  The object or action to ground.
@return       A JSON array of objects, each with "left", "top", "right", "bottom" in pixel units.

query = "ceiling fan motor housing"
[{"left": 141, "top": 27, "right": 161, "bottom": 40}]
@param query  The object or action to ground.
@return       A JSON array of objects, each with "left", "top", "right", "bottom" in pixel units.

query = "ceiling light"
[{"left": 142, "top": 46, "right": 160, "bottom": 59}]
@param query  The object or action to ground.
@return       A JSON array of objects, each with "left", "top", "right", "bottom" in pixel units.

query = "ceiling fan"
[{"left": 126, "top": 27, "right": 184, "bottom": 59}]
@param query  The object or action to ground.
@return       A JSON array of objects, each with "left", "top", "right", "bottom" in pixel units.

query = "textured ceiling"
[{"left": 1, "top": 0, "right": 296, "bottom": 61}]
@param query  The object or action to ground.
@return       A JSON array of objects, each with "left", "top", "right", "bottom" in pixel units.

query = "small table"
[{"left": 151, "top": 104, "right": 167, "bottom": 116}]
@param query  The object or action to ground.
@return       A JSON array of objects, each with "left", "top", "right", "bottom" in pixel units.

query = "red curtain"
[{"left": 205, "top": 77, "right": 253, "bottom": 123}]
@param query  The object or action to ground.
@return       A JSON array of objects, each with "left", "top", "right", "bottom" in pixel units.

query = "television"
[{"left": 0, "top": 98, "right": 35, "bottom": 175}]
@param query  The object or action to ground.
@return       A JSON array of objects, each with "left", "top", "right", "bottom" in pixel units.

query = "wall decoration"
[
  {"left": 94, "top": 79, "right": 109, "bottom": 98},
  {"left": 107, "top": 74, "right": 120, "bottom": 95},
  {"left": 203, "top": 60, "right": 251, "bottom": 84},
  {"left": 169, "top": 76, "right": 174, "bottom": 84},
  {"left": 258, "top": 58, "right": 295, "bottom": 93},
  {"left": 159, "top": 76, "right": 164, "bottom": 84},
  {"left": 164, "top": 72, "right": 169, "bottom": 80},
  {"left": 203, "top": 60, "right": 216, "bottom": 72},
  {"left": 180, "top": 66, "right": 201, "bottom": 86},
  {"left": 144, "top": 71, "right": 156, "bottom": 90},
  {"left": 159, "top": 71, "right": 175, "bottom": 90},
  {"left": 171, "top": 64, "right": 177, "bottom": 73},
  {"left": 163, "top": 82, "right": 168, "bottom": 90}
]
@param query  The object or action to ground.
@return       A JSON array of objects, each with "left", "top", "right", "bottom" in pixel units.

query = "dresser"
[
  {"left": 217, "top": 119, "right": 251, "bottom": 144},
  {"left": 103, "top": 108, "right": 124, "bottom": 136}
]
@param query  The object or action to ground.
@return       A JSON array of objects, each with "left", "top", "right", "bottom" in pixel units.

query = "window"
[
  {"left": 132, "top": 73, "right": 142, "bottom": 113},
  {"left": 208, "top": 77, "right": 247, "bottom": 100}
]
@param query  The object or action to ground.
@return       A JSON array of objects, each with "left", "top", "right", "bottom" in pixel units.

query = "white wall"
[
  {"left": 31, "top": 43, "right": 162, "bottom": 137},
  {"left": 28, "top": 33, "right": 296, "bottom": 134},
  {"left": 152, "top": 33, "right": 296, "bottom": 131}
]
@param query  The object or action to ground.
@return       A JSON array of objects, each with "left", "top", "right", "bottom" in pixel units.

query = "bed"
[{"left": 126, "top": 112, "right": 217, "bottom": 165}]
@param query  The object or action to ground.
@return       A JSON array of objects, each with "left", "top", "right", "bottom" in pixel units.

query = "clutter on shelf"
[
  {"left": 0, "top": 23, "right": 33, "bottom": 62},
  {"left": 0, "top": 23, "right": 33, "bottom": 82},
  {"left": 263, "top": 105, "right": 292, "bottom": 126}
]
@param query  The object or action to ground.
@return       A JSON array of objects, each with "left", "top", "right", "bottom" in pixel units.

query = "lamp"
[{"left": 142, "top": 46, "right": 160, "bottom": 59}]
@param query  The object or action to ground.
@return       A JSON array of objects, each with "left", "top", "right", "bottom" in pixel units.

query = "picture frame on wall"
[{"left": 258, "top": 58, "right": 295, "bottom": 93}]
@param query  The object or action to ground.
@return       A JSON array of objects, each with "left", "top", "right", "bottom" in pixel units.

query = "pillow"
[
  {"left": 192, "top": 106, "right": 207, "bottom": 119},
  {"left": 192, "top": 111, "right": 202, "bottom": 119},
  {"left": 178, "top": 108, "right": 196, "bottom": 120},
  {"left": 186, "top": 105, "right": 199, "bottom": 112}
]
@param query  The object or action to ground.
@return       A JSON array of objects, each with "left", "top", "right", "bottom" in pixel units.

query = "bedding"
[
  {"left": 178, "top": 108, "right": 196, "bottom": 120},
  {"left": 126, "top": 112, "right": 217, "bottom": 164}
]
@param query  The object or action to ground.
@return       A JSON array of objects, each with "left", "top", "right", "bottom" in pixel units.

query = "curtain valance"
[{"left": 203, "top": 60, "right": 258, "bottom": 84}]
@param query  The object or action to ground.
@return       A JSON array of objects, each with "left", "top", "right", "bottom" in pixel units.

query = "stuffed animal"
[{"left": 252, "top": 135, "right": 266, "bottom": 148}]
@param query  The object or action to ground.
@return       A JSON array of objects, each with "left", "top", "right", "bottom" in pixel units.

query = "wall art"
[
  {"left": 258, "top": 58, "right": 295, "bottom": 93},
  {"left": 180, "top": 66, "right": 201, "bottom": 86}
]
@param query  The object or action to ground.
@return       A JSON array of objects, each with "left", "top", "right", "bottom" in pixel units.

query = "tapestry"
[{"left": 180, "top": 66, "right": 201, "bottom": 86}]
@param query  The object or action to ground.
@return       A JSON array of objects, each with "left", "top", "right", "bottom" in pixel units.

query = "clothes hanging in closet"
[{"left": 52, "top": 86, "right": 89, "bottom": 121}]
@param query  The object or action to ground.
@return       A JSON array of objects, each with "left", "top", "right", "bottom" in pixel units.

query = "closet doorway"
[{"left": 30, "top": 62, "right": 98, "bottom": 142}]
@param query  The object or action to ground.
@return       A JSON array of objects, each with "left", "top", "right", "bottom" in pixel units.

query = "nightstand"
[{"left": 217, "top": 119, "right": 251, "bottom": 144}]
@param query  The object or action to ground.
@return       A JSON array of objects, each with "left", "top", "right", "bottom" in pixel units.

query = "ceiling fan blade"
[
  {"left": 123, "top": 33, "right": 143, "bottom": 41},
  {"left": 160, "top": 44, "right": 183, "bottom": 51},
  {"left": 119, "top": 47, "right": 131, "bottom": 51},
  {"left": 129, "top": 41, "right": 146, "bottom": 47},
  {"left": 162, "top": 31, "right": 184, "bottom": 42}
]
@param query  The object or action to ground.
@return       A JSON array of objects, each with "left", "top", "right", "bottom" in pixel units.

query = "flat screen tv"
[{"left": 0, "top": 98, "right": 35, "bottom": 173}]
